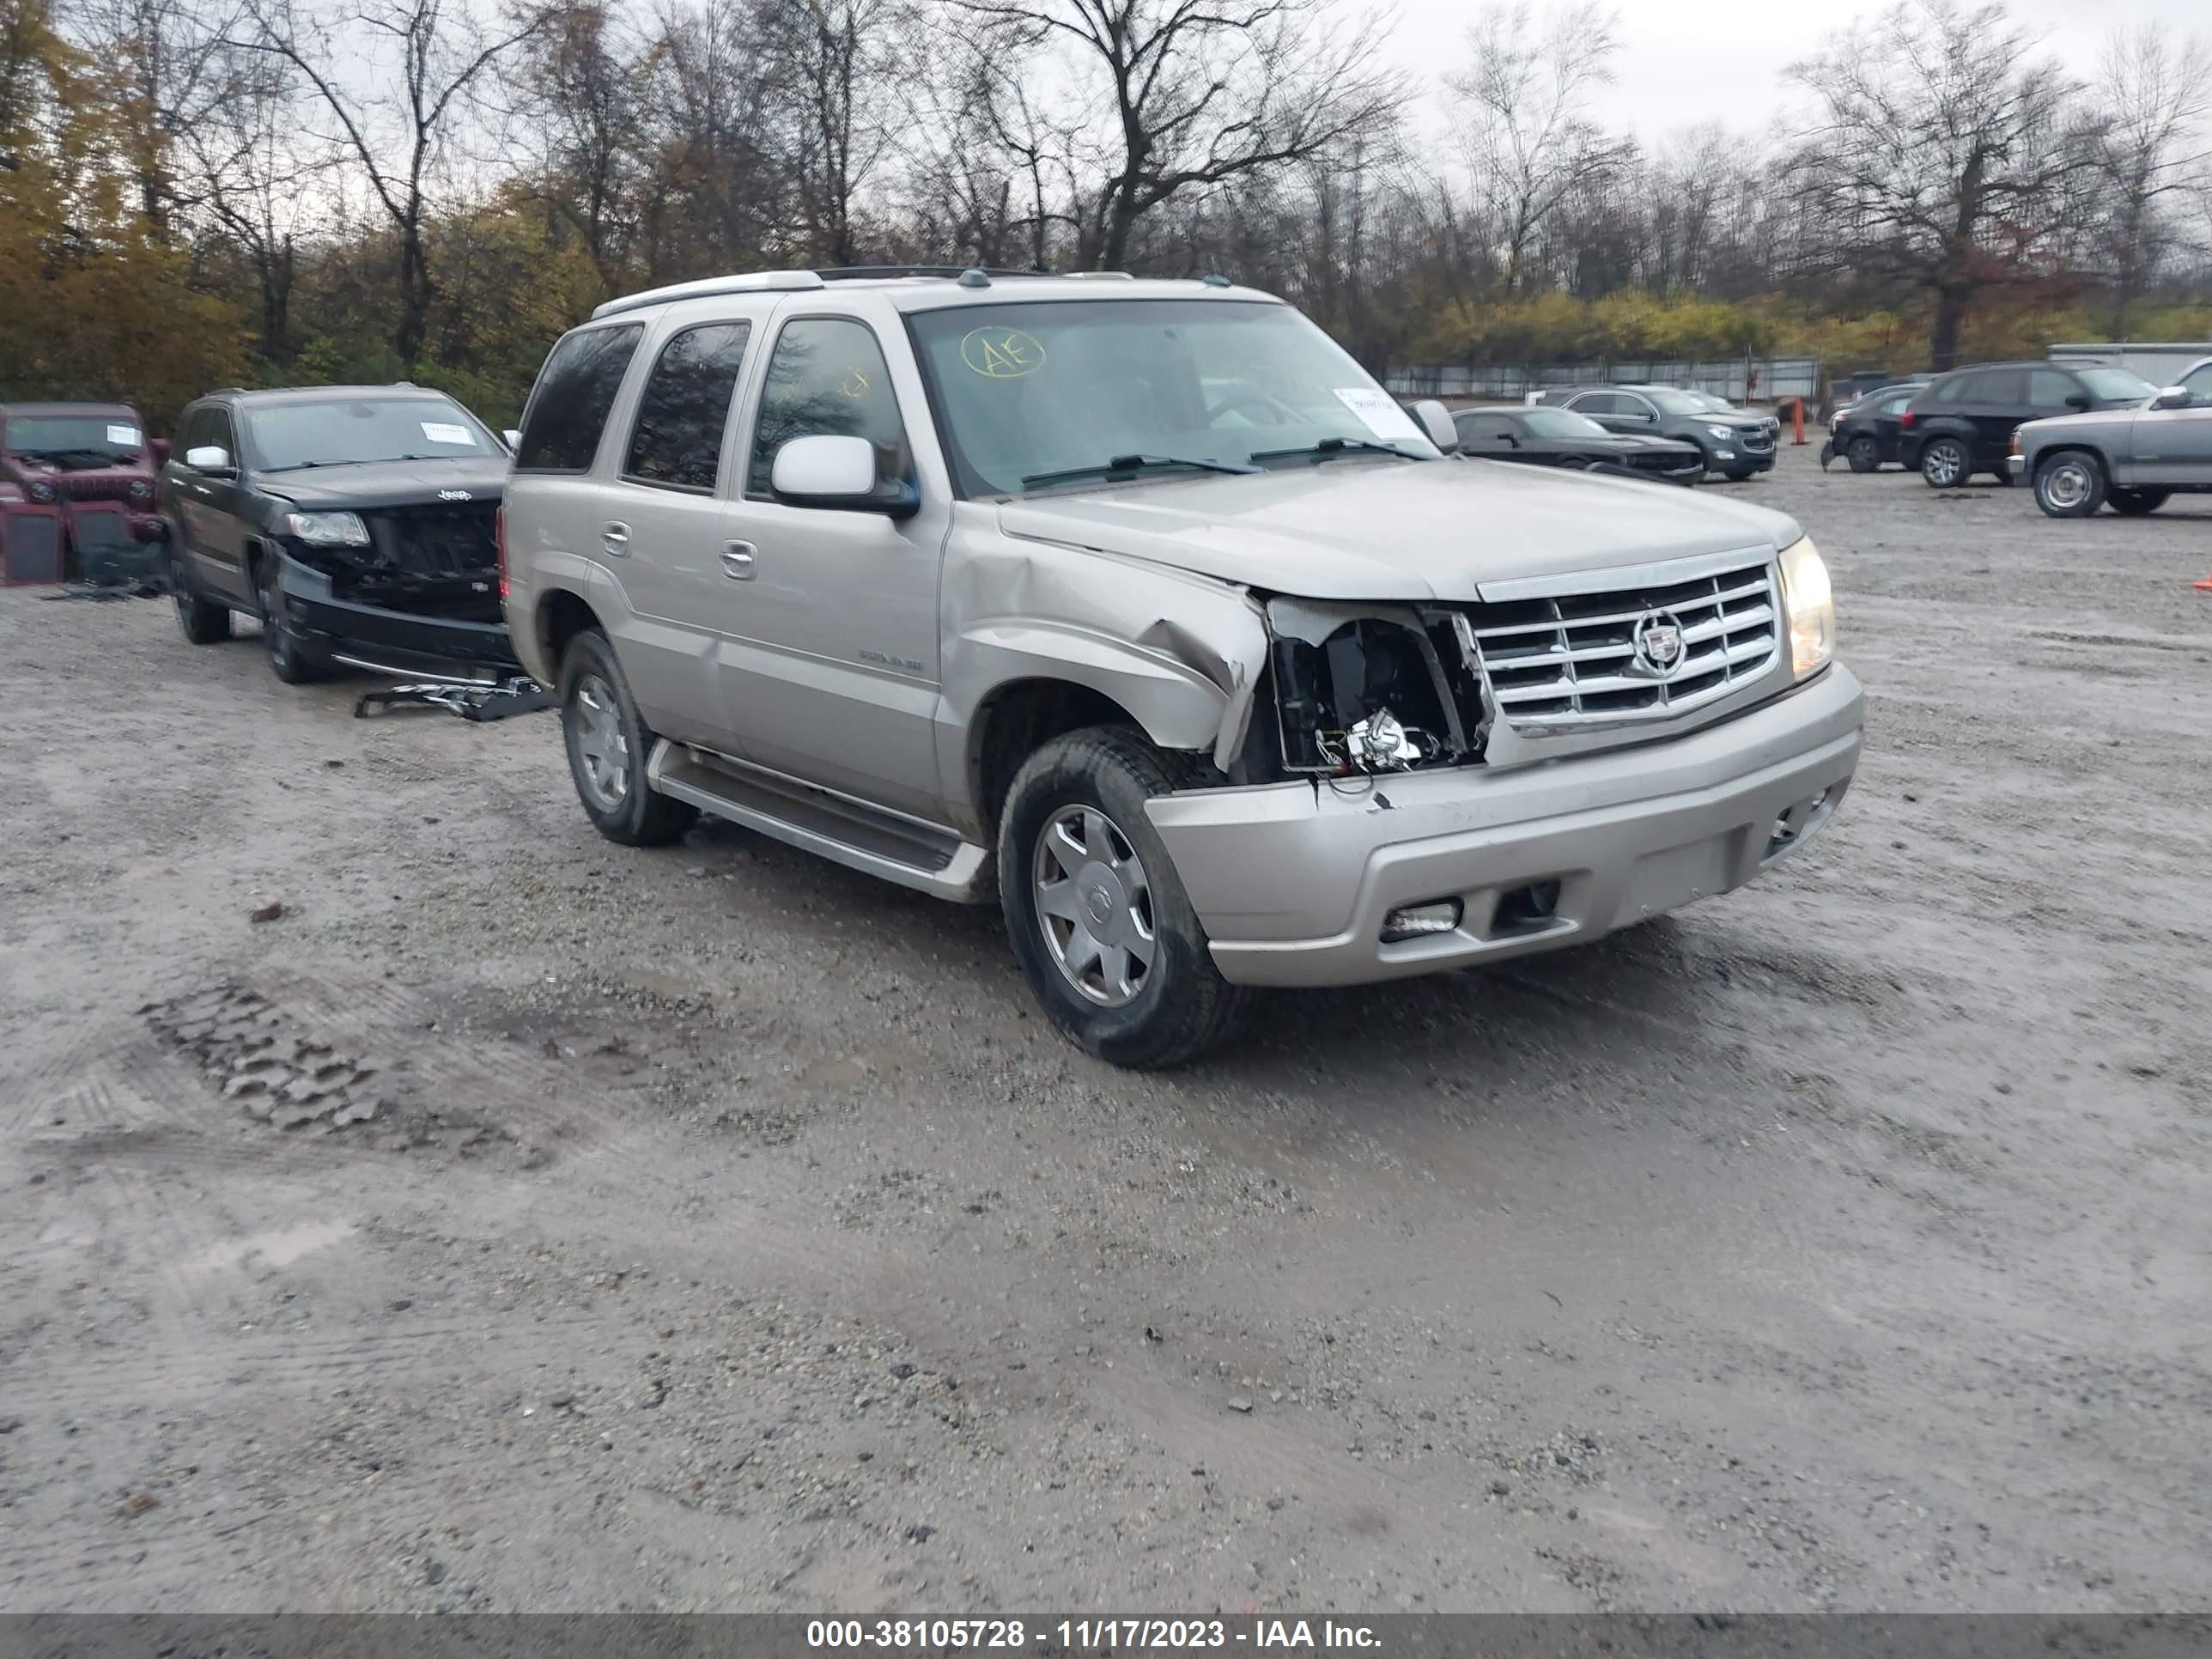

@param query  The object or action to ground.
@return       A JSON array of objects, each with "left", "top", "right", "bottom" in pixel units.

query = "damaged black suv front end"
[{"left": 270, "top": 490, "right": 514, "bottom": 678}]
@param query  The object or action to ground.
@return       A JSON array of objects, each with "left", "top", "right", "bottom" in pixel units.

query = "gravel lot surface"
[{"left": 2, "top": 445, "right": 2208, "bottom": 1615}]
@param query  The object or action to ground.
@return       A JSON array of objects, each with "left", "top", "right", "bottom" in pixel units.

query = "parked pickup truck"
[
  {"left": 501, "top": 269, "right": 1863, "bottom": 1066},
  {"left": 2011, "top": 356, "right": 2212, "bottom": 516}
]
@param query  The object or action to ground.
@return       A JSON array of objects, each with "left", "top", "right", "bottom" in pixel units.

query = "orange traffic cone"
[{"left": 2196, "top": 572, "right": 2212, "bottom": 592}]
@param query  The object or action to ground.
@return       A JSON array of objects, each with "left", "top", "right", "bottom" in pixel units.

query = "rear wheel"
[
  {"left": 2109, "top": 488, "right": 2170, "bottom": 516},
  {"left": 998, "top": 726, "right": 1244, "bottom": 1069},
  {"left": 558, "top": 628, "right": 698, "bottom": 847},
  {"left": 1845, "top": 435, "right": 1880, "bottom": 473},
  {"left": 2033, "top": 451, "right": 2106, "bottom": 518},
  {"left": 171, "top": 547, "right": 233, "bottom": 644},
  {"left": 253, "top": 554, "right": 325, "bottom": 683},
  {"left": 1921, "top": 436, "right": 1970, "bottom": 489}
]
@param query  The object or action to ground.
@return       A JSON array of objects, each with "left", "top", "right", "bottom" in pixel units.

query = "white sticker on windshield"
[
  {"left": 421, "top": 422, "right": 473, "bottom": 445},
  {"left": 108, "top": 424, "right": 142, "bottom": 447},
  {"left": 1333, "top": 388, "right": 1423, "bottom": 442}
]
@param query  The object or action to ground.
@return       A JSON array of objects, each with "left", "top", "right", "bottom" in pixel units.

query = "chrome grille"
[{"left": 1465, "top": 559, "right": 1780, "bottom": 730}]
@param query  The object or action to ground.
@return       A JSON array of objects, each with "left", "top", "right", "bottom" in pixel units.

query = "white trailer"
[{"left": 2046, "top": 342, "right": 2212, "bottom": 388}]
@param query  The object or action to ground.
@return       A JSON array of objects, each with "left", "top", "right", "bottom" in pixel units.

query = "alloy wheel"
[
  {"left": 1031, "top": 804, "right": 1156, "bottom": 1008},
  {"left": 570, "top": 674, "right": 631, "bottom": 811}
]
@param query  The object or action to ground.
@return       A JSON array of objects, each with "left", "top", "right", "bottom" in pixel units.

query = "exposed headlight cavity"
[
  {"left": 1778, "top": 536, "right": 1834, "bottom": 678},
  {"left": 1266, "top": 599, "right": 1489, "bottom": 775},
  {"left": 286, "top": 510, "right": 372, "bottom": 546}
]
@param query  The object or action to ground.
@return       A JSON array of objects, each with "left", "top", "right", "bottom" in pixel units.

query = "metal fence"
[{"left": 1386, "top": 356, "right": 1822, "bottom": 404}]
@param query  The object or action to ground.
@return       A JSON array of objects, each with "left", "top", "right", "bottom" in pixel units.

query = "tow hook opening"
[{"left": 1492, "top": 880, "right": 1563, "bottom": 936}]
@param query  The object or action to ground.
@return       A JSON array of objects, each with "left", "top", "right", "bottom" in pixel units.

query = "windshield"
[
  {"left": 2076, "top": 368, "right": 2158, "bottom": 402},
  {"left": 246, "top": 397, "right": 495, "bottom": 471},
  {"left": 906, "top": 299, "right": 1437, "bottom": 495},
  {"left": 1644, "top": 388, "right": 1710, "bottom": 414},
  {"left": 1521, "top": 408, "right": 1611, "bottom": 439},
  {"left": 4, "top": 415, "right": 143, "bottom": 463}
]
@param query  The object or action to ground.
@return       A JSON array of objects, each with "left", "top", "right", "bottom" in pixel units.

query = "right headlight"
[
  {"left": 285, "top": 510, "right": 371, "bottom": 546},
  {"left": 1778, "top": 536, "right": 1834, "bottom": 679}
]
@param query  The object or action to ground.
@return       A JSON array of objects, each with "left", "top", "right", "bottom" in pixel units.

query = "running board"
[{"left": 645, "top": 743, "right": 992, "bottom": 904}]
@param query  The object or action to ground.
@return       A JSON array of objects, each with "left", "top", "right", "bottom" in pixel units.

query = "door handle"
[
  {"left": 721, "top": 541, "right": 757, "bottom": 580},
  {"left": 601, "top": 521, "right": 630, "bottom": 556}
]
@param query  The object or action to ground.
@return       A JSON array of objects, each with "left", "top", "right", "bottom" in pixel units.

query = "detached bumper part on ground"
[{"left": 1150, "top": 666, "right": 1863, "bottom": 986}]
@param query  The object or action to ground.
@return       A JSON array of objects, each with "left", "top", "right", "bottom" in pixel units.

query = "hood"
[
  {"left": 2023, "top": 405, "right": 2143, "bottom": 435},
  {"left": 994, "top": 458, "right": 1800, "bottom": 601},
  {"left": 252, "top": 456, "right": 510, "bottom": 511},
  {"left": 1580, "top": 433, "right": 1698, "bottom": 453}
]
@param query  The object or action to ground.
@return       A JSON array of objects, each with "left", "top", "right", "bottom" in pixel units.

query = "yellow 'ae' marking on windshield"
[
  {"left": 960, "top": 327, "right": 1045, "bottom": 380},
  {"left": 837, "top": 368, "right": 872, "bottom": 398}
]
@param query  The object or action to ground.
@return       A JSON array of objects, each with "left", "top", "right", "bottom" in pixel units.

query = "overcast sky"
[{"left": 1378, "top": 0, "right": 2212, "bottom": 145}]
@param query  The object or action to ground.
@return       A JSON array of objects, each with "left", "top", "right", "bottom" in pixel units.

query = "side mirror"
[
  {"left": 2064, "top": 393, "right": 2093, "bottom": 410},
  {"left": 184, "top": 445, "right": 235, "bottom": 477},
  {"left": 1411, "top": 399, "right": 1460, "bottom": 453},
  {"left": 149, "top": 438, "right": 172, "bottom": 466},
  {"left": 770, "top": 434, "right": 916, "bottom": 517},
  {"left": 2152, "top": 386, "right": 2191, "bottom": 411},
  {"left": 502, "top": 428, "right": 522, "bottom": 450},
  {"left": 131, "top": 516, "right": 171, "bottom": 544}
]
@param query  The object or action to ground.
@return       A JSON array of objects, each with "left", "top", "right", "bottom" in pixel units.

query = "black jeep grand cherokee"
[{"left": 161, "top": 385, "right": 517, "bottom": 685}]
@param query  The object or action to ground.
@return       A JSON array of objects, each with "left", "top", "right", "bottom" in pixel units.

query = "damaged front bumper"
[
  {"left": 1146, "top": 665, "right": 1863, "bottom": 988},
  {"left": 273, "top": 548, "right": 520, "bottom": 679}
]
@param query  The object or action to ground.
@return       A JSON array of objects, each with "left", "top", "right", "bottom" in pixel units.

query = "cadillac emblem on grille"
[{"left": 1631, "top": 611, "right": 1686, "bottom": 678}]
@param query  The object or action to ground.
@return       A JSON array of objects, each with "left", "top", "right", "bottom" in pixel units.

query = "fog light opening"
[
  {"left": 1492, "top": 879, "right": 1564, "bottom": 936},
  {"left": 1381, "top": 899, "right": 1462, "bottom": 945}
]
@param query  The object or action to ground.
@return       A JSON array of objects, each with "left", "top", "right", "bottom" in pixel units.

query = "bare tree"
[
  {"left": 950, "top": 0, "right": 1402, "bottom": 271},
  {"left": 1787, "top": 0, "right": 2092, "bottom": 370},
  {"left": 754, "top": 0, "right": 908, "bottom": 266},
  {"left": 2093, "top": 23, "right": 2212, "bottom": 337},
  {"left": 230, "top": 0, "right": 547, "bottom": 367},
  {"left": 521, "top": 0, "right": 644, "bottom": 289},
  {"left": 1443, "top": 0, "right": 1627, "bottom": 296},
  {"left": 177, "top": 52, "right": 316, "bottom": 358}
]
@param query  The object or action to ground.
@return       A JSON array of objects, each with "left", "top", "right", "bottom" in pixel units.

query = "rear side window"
[
  {"left": 624, "top": 321, "right": 752, "bottom": 491},
  {"left": 1456, "top": 414, "right": 1513, "bottom": 443},
  {"left": 515, "top": 324, "right": 645, "bottom": 473},
  {"left": 1974, "top": 369, "right": 2027, "bottom": 404},
  {"left": 1571, "top": 392, "right": 1620, "bottom": 415}
]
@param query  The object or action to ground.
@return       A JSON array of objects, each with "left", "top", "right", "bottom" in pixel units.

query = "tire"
[
  {"left": 558, "top": 628, "right": 699, "bottom": 847},
  {"left": 2109, "top": 488, "right": 2170, "bottom": 516},
  {"left": 997, "top": 726, "right": 1244, "bottom": 1069},
  {"left": 252, "top": 552, "right": 325, "bottom": 683},
  {"left": 2033, "top": 451, "right": 2106, "bottom": 518},
  {"left": 1723, "top": 468, "right": 1756, "bottom": 483},
  {"left": 1845, "top": 436, "right": 1880, "bottom": 473},
  {"left": 1921, "top": 436, "right": 1970, "bottom": 489},
  {"left": 171, "top": 546, "right": 232, "bottom": 644}
]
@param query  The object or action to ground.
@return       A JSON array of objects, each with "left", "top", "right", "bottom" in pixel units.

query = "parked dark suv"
[
  {"left": 1903, "top": 362, "right": 2157, "bottom": 489},
  {"left": 1528, "top": 385, "right": 1778, "bottom": 479},
  {"left": 163, "top": 384, "right": 520, "bottom": 685}
]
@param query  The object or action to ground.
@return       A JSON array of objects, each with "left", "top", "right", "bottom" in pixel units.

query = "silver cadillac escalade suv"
[{"left": 501, "top": 268, "right": 1863, "bottom": 1066}]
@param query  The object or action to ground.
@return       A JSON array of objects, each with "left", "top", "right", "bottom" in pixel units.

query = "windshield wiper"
[
  {"left": 1021, "top": 453, "right": 1261, "bottom": 489},
  {"left": 1249, "top": 436, "right": 1425, "bottom": 465}
]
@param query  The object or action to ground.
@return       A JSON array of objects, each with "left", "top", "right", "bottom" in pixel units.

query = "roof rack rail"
[
  {"left": 815, "top": 264, "right": 1052, "bottom": 281},
  {"left": 592, "top": 270, "right": 825, "bottom": 319}
]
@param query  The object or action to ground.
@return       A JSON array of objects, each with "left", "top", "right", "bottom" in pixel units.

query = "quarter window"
[
  {"left": 515, "top": 324, "right": 646, "bottom": 473},
  {"left": 624, "top": 321, "right": 752, "bottom": 491},
  {"left": 746, "top": 318, "right": 909, "bottom": 500}
]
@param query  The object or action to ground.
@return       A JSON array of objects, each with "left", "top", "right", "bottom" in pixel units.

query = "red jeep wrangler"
[{"left": 0, "top": 403, "right": 173, "bottom": 585}]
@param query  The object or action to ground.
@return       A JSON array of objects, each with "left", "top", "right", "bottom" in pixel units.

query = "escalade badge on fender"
[
  {"left": 1631, "top": 611, "right": 1686, "bottom": 678},
  {"left": 438, "top": 489, "right": 473, "bottom": 501}
]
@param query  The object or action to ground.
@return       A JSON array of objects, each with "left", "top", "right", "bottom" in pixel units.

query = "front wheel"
[
  {"left": 1921, "top": 436, "right": 1970, "bottom": 489},
  {"left": 559, "top": 629, "right": 700, "bottom": 847},
  {"left": 253, "top": 554, "right": 325, "bottom": 683},
  {"left": 172, "top": 547, "right": 233, "bottom": 644},
  {"left": 2109, "top": 488, "right": 2170, "bottom": 516},
  {"left": 1846, "top": 436, "right": 1880, "bottom": 473},
  {"left": 998, "top": 727, "right": 1244, "bottom": 1069},
  {"left": 2033, "top": 451, "right": 2107, "bottom": 518}
]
